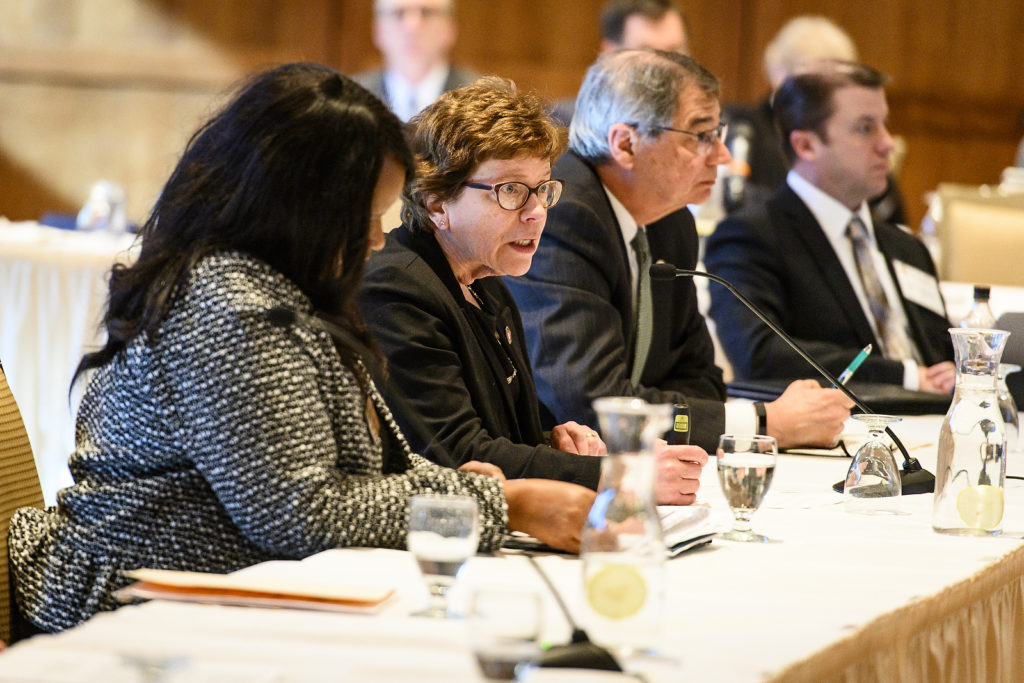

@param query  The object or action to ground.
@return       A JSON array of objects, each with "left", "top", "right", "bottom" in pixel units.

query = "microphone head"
[
  {"left": 265, "top": 306, "right": 298, "bottom": 328},
  {"left": 731, "top": 120, "right": 754, "bottom": 140},
  {"left": 649, "top": 261, "right": 679, "bottom": 281}
]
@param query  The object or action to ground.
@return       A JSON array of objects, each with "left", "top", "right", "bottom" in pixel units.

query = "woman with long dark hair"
[{"left": 9, "top": 63, "right": 593, "bottom": 633}]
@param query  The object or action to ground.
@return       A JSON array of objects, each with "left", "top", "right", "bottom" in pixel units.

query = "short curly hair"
[{"left": 403, "top": 76, "right": 566, "bottom": 233}]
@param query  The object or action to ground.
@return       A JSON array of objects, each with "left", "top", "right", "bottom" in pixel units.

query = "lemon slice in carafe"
[
  {"left": 956, "top": 485, "right": 1004, "bottom": 529},
  {"left": 585, "top": 563, "right": 647, "bottom": 620}
]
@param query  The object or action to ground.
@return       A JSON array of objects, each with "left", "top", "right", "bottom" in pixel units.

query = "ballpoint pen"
[{"left": 835, "top": 343, "right": 872, "bottom": 386}]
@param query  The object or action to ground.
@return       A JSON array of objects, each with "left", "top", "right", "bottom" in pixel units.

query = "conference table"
[
  {"left": 2, "top": 207, "right": 1022, "bottom": 509},
  {"left": 0, "top": 219, "right": 138, "bottom": 504},
  {"left": 3, "top": 414, "right": 1023, "bottom": 681}
]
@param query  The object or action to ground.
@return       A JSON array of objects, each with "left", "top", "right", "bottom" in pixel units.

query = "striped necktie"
[
  {"left": 846, "top": 216, "right": 919, "bottom": 362},
  {"left": 631, "top": 227, "right": 653, "bottom": 387}
]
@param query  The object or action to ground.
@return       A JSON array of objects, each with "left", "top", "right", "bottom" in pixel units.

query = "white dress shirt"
[
  {"left": 603, "top": 184, "right": 756, "bottom": 436},
  {"left": 382, "top": 64, "right": 450, "bottom": 122},
  {"left": 787, "top": 170, "right": 920, "bottom": 389}
]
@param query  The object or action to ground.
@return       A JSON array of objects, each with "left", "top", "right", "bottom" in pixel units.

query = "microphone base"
[
  {"left": 832, "top": 467, "right": 936, "bottom": 495},
  {"left": 899, "top": 467, "right": 936, "bottom": 495},
  {"left": 536, "top": 642, "right": 623, "bottom": 672}
]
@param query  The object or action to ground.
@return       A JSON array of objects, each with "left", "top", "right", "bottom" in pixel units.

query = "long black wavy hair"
[{"left": 76, "top": 63, "right": 412, "bottom": 380}]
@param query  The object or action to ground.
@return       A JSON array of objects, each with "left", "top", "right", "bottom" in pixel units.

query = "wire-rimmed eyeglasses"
[
  {"left": 462, "top": 179, "right": 564, "bottom": 211},
  {"left": 651, "top": 121, "right": 728, "bottom": 156}
]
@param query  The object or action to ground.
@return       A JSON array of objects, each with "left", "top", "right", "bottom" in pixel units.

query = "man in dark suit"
[
  {"left": 353, "top": 0, "right": 477, "bottom": 122},
  {"left": 506, "top": 49, "right": 851, "bottom": 453},
  {"left": 705, "top": 61, "right": 955, "bottom": 394}
]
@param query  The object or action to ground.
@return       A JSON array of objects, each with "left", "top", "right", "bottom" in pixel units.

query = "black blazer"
[
  {"left": 359, "top": 225, "right": 601, "bottom": 489},
  {"left": 505, "top": 152, "right": 727, "bottom": 452},
  {"left": 704, "top": 183, "right": 954, "bottom": 384}
]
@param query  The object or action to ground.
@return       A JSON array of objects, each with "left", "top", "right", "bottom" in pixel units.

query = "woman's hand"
[
  {"left": 504, "top": 479, "right": 595, "bottom": 553},
  {"left": 458, "top": 461, "right": 506, "bottom": 482},
  {"left": 551, "top": 421, "right": 606, "bottom": 456},
  {"left": 653, "top": 440, "right": 708, "bottom": 506}
]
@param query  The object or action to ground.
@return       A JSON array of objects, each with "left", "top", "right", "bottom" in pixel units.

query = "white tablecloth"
[
  {"left": 0, "top": 219, "right": 137, "bottom": 504},
  {"left": 3, "top": 415, "right": 1023, "bottom": 681}
]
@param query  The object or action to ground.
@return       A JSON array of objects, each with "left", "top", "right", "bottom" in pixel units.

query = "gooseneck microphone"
[
  {"left": 526, "top": 555, "right": 622, "bottom": 672},
  {"left": 724, "top": 121, "right": 754, "bottom": 212},
  {"left": 265, "top": 307, "right": 459, "bottom": 469},
  {"left": 650, "top": 261, "right": 935, "bottom": 495}
]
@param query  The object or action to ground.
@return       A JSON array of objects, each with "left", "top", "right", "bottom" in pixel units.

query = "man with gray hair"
[
  {"left": 353, "top": 0, "right": 477, "bottom": 122},
  {"left": 506, "top": 49, "right": 851, "bottom": 453}
]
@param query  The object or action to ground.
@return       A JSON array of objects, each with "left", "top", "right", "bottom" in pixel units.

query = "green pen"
[{"left": 835, "top": 344, "right": 872, "bottom": 386}]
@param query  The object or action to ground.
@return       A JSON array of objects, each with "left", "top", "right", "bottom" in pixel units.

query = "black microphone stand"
[
  {"left": 525, "top": 555, "right": 622, "bottom": 672},
  {"left": 650, "top": 262, "right": 934, "bottom": 494}
]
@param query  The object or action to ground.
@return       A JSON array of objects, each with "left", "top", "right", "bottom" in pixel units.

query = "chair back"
[
  {"left": 997, "top": 312, "right": 1024, "bottom": 410},
  {"left": 935, "top": 184, "right": 1024, "bottom": 287},
  {"left": 0, "top": 361, "right": 44, "bottom": 644}
]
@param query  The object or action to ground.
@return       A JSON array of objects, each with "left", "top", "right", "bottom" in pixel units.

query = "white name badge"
[{"left": 893, "top": 260, "right": 945, "bottom": 317}]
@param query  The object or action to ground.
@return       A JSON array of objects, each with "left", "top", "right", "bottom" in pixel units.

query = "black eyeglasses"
[
  {"left": 651, "top": 121, "right": 728, "bottom": 156},
  {"left": 462, "top": 179, "right": 564, "bottom": 211},
  {"left": 376, "top": 5, "right": 451, "bottom": 21}
]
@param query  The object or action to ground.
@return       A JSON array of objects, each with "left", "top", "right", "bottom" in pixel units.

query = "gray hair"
[
  {"left": 569, "top": 49, "right": 719, "bottom": 165},
  {"left": 763, "top": 16, "right": 857, "bottom": 87}
]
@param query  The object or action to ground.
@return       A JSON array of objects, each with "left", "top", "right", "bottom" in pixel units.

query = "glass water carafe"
[
  {"left": 933, "top": 328, "right": 1010, "bottom": 536},
  {"left": 581, "top": 397, "right": 671, "bottom": 654}
]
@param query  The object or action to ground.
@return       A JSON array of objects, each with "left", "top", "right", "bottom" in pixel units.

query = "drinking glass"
[
  {"left": 716, "top": 434, "right": 778, "bottom": 542},
  {"left": 469, "top": 588, "right": 542, "bottom": 680},
  {"left": 407, "top": 494, "right": 480, "bottom": 618},
  {"left": 843, "top": 414, "right": 902, "bottom": 514}
]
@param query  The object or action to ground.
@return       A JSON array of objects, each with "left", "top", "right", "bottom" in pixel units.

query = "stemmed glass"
[
  {"left": 469, "top": 588, "right": 542, "bottom": 680},
  {"left": 716, "top": 434, "right": 778, "bottom": 542},
  {"left": 407, "top": 494, "right": 480, "bottom": 618},
  {"left": 843, "top": 414, "right": 902, "bottom": 514}
]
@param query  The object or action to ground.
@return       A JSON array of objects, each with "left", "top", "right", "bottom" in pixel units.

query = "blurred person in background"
[
  {"left": 721, "top": 15, "right": 905, "bottom": 224},
  {"left": 354, "top": 0, "right": 478, "bottom": 122},
  {"left": 551, "top": 0, "right": 690, "bottom": 126}
]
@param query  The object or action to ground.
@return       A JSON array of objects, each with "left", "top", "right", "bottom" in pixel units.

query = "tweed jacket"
[{"left": 10, "top": 252, "right": 506, "bottom": 632}]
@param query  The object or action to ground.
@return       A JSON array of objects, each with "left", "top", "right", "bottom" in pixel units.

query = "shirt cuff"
[
  {"left": 724, "top": 401, "right": 758, "bottom": 437},
  {"left": 902, "top": 360, "right": 920, "bottom": 390}
]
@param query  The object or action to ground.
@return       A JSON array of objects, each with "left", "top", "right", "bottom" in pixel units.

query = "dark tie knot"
[
  {"left": 847, "top": 216, "right": 868, "bottom": 241},
  {"left": 631, "top": 227, "right": 650, "bottom": 257}
]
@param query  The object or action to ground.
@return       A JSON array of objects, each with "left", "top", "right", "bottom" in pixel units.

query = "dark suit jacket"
[
  {"left": 359, "top": 225, "right": 601, "bottom": 489},
  {"left": 352, "top": 65, "right": 479, "bottom": 114},
  {"left": 505, "top": 152, "right": 727, "bottom": 453},
  {"left": 704, "top": 183, "right": 954, "bottom": 385}
]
